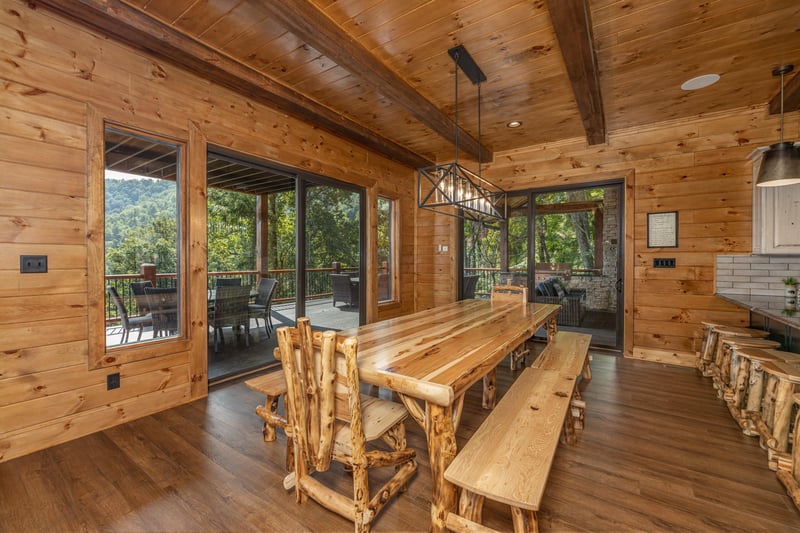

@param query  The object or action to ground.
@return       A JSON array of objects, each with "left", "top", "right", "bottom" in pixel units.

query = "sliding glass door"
[
  {"left": 460, "top": 183, "right": 624, "bottom": 350},
  {"left": 302, "top": 181, "right": 363, "bottom": 331},
  {"left": 531, "top": 183, "right": 623, "bottom": 349},
  {"left": 206, "top": 149, "right": 364, "bottom": 382}
]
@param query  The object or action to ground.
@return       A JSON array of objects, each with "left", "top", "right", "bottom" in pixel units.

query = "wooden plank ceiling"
[{"left": 38, "top": 0, "right": 800, "bottom": 173}]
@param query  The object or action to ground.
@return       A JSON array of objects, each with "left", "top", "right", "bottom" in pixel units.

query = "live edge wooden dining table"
[{"left": 338, "top": 299, "right": 561, "bottom": 532}]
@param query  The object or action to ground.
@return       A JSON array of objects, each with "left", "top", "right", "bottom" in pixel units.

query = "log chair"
[{"left": 482, "top": 285, "right": 531, "bottom": 410}]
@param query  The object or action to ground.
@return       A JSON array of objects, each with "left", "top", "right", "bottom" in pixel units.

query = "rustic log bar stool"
[
  {"left": 776, "top": 393, "right": 800, "bottom": 510},
  {"left": 747, "top": 360, "right": 800, "bottom": 470},
  {"left": 733, "top": 348, "right": 800, "bottom": 436},
  {"left": 713, "top": 336, "right": 781, "bottom": 400},
  {"left": 697, "top": 323, "right": 769, "bottom": 377}
]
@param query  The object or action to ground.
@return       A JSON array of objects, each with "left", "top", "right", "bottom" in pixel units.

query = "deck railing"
[{"left": 104, "top": 267, "right": 358, "bottom": 324}]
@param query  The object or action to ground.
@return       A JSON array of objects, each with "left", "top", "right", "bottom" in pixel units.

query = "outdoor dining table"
[{"left": 338, "top": 298, "right": 561, "bottom": 532}]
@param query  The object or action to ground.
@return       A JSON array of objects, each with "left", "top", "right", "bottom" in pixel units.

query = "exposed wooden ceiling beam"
[
  {"left": 260, "top": 1, "right": 493, "bottom": 163},
  {"left": 546, "top": 0, "right": 606, "bottom": 145},
  {"left": 33, "top": 0, "right": 433, "bottom": 169},
  {"left": 768, "top": 70, "right": 800, "bottom": 115}
]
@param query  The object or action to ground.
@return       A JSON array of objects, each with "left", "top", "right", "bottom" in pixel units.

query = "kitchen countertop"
[{"left": 716, "top": 293, "right": 800, "bottom": 328}]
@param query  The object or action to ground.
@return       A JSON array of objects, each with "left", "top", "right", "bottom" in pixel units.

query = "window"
[
  {"left": 377, "top": 197, "right": 396, "bottom": 303},
  {"left": 103, "top": 127, "right": 182, "bottom": 350}
]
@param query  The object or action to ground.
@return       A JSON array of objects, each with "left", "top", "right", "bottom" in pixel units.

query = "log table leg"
[
  {"left": 545, "top": 315, "right": 558, "bottom": 342},
  {"left": 426, "top": 402, "right": 458, "bottom": 533}
]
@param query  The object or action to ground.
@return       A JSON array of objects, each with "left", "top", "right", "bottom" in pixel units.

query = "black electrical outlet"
[
  {"left": 107, "top": 372, "right": 121, "bottom": 390},
  {"left": 653, "top": 258, "right": 676, "bottom": 268},
  {"left": 20, "top": 255, "right": 47, "bottom": 273}
]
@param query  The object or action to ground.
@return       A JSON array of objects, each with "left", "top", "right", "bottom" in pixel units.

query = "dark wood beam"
[
  {"left": 260, "top": 1, "right": 493, "bottom": 162},
  {"left": 768, "top": 70, "right": 800, "bottom": 115},
  {"left": 33, "top": 0, "right": 433, "bottom": 169},
  {"left": 546, "top": 0, "right": 606, "bottom": 145}
]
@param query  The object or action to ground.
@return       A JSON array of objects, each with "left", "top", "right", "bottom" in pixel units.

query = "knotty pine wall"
[
  {"left": 416, "top": 106, "right": 800, "bottom": 363},
  {"left": 482, "top": 106, "right": 797, "bottom": 365},
  {"left": 0, "top": 1, "right": 415, "bottom": 462}
]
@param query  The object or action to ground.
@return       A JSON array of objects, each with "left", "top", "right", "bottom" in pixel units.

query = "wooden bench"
[
  {"left": 532, "top": 331, "right": 592, "bottom": 433},
  {"left": 444, "top": 367, "right": 578, "bottom": 533},
  {"left": 244, "top": 369, "right": 293, "bottom": 471}
]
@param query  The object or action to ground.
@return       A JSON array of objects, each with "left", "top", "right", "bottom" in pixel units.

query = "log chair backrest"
[
  {"left": 277, "top": 317, "right": 364, "bottom": 472},
  {"left": 490, "top": 284, "right": 529, "bottom": 305}
]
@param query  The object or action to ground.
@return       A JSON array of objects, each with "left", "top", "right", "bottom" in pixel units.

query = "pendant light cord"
[
  {"left": 454, "top": 51, "right": 459, "bottom": 166},
  {"left": 779, "top": 70, "right": 785, "bottom": 143}
]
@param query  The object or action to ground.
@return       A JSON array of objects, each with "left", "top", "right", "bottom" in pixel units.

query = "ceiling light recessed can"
[
  {"left": 506, "top": 120, "right": 522, "bottom": 128},
  {"left": 681, "top": 74, "right": 721, "bottom": 91}
]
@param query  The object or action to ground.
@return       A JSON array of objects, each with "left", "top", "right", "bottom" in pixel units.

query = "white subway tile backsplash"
[
  {"left": 750, "top": 263, "right": 780, "bottom": 270},
  {"left": 716, "top": 254, "right": 800, "bottom": 297}
]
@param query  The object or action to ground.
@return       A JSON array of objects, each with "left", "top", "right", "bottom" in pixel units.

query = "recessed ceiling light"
[
  {"left": 681, "top": 74, "right": 721, "bottom": 91},
  {"left": 506, "top": 120, "right": 522, "bottom": 128}
]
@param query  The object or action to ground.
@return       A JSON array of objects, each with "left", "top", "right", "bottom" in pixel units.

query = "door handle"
[{"left": 615, "top": 278, "right": 623, "bottom": 293}]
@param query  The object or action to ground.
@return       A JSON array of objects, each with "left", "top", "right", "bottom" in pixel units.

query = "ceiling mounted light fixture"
[
  {"left": 417, "top": 45, "right": 506, "bottom": 224},
  {"left": 756, "top": 64, "right": 800, "bottom": 188},
  {"left": 680, "top": 73, "right": 720, "bottom": 91},
  {"left": 507, "top": 120, "right": 522, "bottom": 128}
]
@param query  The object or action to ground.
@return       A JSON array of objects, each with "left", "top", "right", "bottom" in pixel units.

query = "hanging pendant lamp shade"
[
  {"left": 756, "top": 64, "right": 800, "bottom": 187},
  {"left": 757, "top": 141, "right": 800, "bottom": 187},
  {"left": 417, "top": 45, "right": 506, "bottom": 223}
]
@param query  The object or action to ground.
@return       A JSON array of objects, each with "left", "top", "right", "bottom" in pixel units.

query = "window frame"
[
  {"left": 377, "top": 195, "right": 399, "bottom": 305},
  {"left": 87, "top": 113, "right": 190, "bottom": 369}
]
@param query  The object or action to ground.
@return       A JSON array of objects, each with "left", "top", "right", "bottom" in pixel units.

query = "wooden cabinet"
[{"left": 751, "top": 151, "right": 800, "bottom": 254}]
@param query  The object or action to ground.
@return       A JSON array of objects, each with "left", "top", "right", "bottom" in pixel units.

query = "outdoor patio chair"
[
  {"left": 210, "top": 284, "right": 251, "bottom": 351},
  {"left": 107, "top": 285, "right": 152, "bottom": 343},
  {"left": 330, "top": 273, "right": 359, "bottom": 307},
  {"left": 216, "top": 277, "right": 241, "bottom": 287},
  {"left": 249, "top": 278, "right": 277, "bottom": 336},
  {"left": 278, "top": 318, "right": 417, "bottom": 532},
  {"left": 144, "top": 286, "right": 179, "bottom": 338},
  {"left": 129, "top": 280, "right": 153, "bottom": 316}
]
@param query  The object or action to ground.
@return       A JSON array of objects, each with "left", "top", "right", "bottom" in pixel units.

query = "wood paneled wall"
[
  {"left": 0, "top": 1, "right": 415, "bottom": 462},
  {"left": 478, "top": 106, "right": 799, "bottom": 365}
]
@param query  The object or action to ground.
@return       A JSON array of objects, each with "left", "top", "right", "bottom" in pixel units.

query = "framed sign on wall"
[{"left": 647, "top": 211, "right": 678, "bottom": 248}]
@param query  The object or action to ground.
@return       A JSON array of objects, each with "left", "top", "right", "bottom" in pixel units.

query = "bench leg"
[
  {"left": 260, "top": 394, "right": 280, "bottom": 442},
  {"left": 511, "top": 507, "right": 538, "bottom": 533},
  {"left": 482, "top": 369, "right": 497, "bottom": 410}
]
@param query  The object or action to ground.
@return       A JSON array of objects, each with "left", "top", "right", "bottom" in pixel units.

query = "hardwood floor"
[{"left": 1, "top": 351, "right": 798, "bottom": 532}]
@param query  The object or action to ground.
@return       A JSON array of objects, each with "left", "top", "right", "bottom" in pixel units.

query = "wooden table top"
[{"left": 340, "top": 299, "right": 560, "bottom": 407}]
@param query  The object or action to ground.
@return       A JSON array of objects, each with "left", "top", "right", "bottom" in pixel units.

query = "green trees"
[
  {"left": 105, "top": 177, "right": 177, "bottom": 275},
  {"left": 207, "top": 188, "right": 256, "bottom": 272}
]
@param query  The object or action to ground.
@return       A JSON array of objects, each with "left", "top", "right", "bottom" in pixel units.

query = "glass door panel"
[
  {"left": 462, "top": 194, "right": 528, "bottom": 298},
  {"left": 304, "top": 183, "right": 362, "bottom": 330},
  {"left": 532, "top": 184, "right": 623, "bottom": 349}
]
